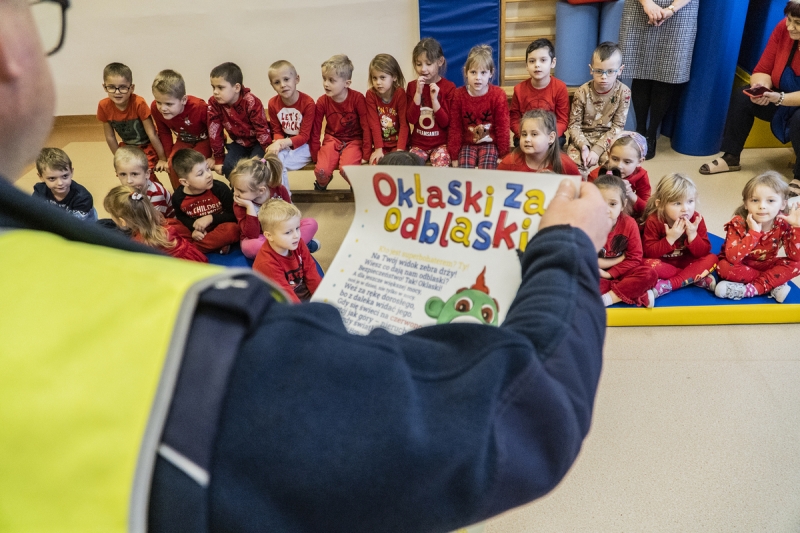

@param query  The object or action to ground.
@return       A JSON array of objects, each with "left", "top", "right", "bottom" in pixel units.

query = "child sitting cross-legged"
[
  {"left": 230, "top": 154, "right": 319, "bottom": 259},
  {"left": 114, "top": 146, "right": 173, "bottom": 217},
  {"left": 253, "top": 199, "right": 322, "bottom": 303}
]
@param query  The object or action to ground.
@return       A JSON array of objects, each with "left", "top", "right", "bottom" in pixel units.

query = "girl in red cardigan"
[
  {"left": 448, "top": 44, "right": 510, "bottom": 169},
  {"left": 104, "top": 185, "right": 207, "bottom": 263},
  {"left": 588, "top": 132, "right": 650, "bottom": 218},
  {"left": 641, "top": 173, "right": 717, "bottom": 305},
  {"left": 230, "top": 155, "right": 318, "bottom": 259},
  {"left": 595, "top": 174, "right": 657, "bottom": 307},
  {"left": 715, "top": 171, "right": 800, "bottom": 303},
  {"left": 366, "top": 54, "right": 408, "bottom": 165},
  {"left": 497, "top": 109, "right": 580, "bottom": 175}
]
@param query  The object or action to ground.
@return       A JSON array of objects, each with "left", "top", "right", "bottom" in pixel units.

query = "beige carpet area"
[{"left": 16, "top": 123, "right": 800, "bottom": 531}]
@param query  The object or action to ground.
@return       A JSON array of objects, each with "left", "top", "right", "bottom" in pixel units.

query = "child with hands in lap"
[
  {"left": 641, "top": 173, "right": 717, "bottom": 305},
  {"left": 498, "top": 109, "right": 580, "bottom": 174},
  {"left": 230, "top": 155, "right": 319, "bottom": 259},
  {"left": 716, "top": 171, "right": 800, "bottom": 303},
  {"left": 407, "top": 38, "right": 455, "bottom": 166},
  {"left": 366, "top": 54, "right": 409, "bottom": 164},
  {"left": 589, "top": 132, "right": 651, "bottom": 218},
  {"left": 253, "top": 200, "right": 322, "bottom": 303}
]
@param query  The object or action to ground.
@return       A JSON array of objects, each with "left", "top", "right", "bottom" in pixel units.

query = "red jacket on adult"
[
  {"left": 151, "top": 95, "right": 209, "bottom": 155},
  {"left": 509, "top": 77, "right": 570, "bottom": 138},
  {"left": 754, "top": 20, "right": 800, "bottom": 89},
  {"left": 207, "top": 87, "right": 272, "bottom": 165},
  {"left": 309, "top": 89, "right": 372, "bottom": 162},
  {"left": 406, "top": 78, "right": 456, "bottom": 152},
  {"left": 588, "top": 165, "right": 651, "bottom": 219},
  {"left": 448, "top": 85, "right": 510, "bottom": 161}
]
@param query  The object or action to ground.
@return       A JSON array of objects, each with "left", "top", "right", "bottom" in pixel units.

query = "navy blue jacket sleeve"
[{"left": 210, "top": 225, "right": 605, "bottom": 533}]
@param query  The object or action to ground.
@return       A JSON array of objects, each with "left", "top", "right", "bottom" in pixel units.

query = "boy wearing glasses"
[
  {"left": 567, "top": 42, "right": 631, "bottom": 170},
  {"left": 97, "top": 62, "right": 167, "bottom": 183}
]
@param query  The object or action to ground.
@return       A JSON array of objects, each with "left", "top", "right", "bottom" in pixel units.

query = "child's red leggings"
[
  {"left": 314, "top": 135, "right": 363, "bottom": 187},
  {"left": 600, "top": 265, "right": 657, "bottom": 307},
  {"left": 644, "top": 253, "right": 717, "bottom": 289},
  {"left": 717, "top": 257, "right": 800, "bottom": 294}
]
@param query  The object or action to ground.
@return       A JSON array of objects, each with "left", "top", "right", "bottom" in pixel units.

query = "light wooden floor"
[{"left": 20, "top": 119, "right": 800, "bottom": 532}]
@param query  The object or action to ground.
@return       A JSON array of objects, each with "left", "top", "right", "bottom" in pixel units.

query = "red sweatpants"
[
  {"left": 167, "top": 139, "right": 213, "bottom": 191},
  {"left": 172, "top": 220, "right": 240, "bottom": 254},
  {"left": 717, "top": 257, "right": 800, "bottom": 294},
  {"left": 644, "top": 253, "right": 717, "bottom": 289},
  {"left": 314, "top": 135, "right": 363, "bottom": 187},
  {"left": 600, "top": 265, "right": 657, "bottom": 306}
]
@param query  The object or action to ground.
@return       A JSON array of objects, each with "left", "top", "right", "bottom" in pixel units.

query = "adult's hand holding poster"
[{"left": 312, "top": 166, "right": 581, "bottom": 335}]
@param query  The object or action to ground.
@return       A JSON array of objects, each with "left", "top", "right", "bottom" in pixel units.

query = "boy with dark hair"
[
  {"left": 171, "top": 148, "right": 239, "bottom": 253},
  {"left": 567, "top": 41, "right": 630, "bottom": 169},
  {"left": 33, "top": 147, "right": 95, "bottom": 221},
  {"left": 150, "top": 69, "right": 212, "bottom": 190},
  {"left": 509, "top": 38, "right": 569, "bottom": 144},
  {"left": 97, "top": 62, "right": 167, "bottom": 180},
  {"left": 207, "top": 62, "right": 272, "bottom": 180}
]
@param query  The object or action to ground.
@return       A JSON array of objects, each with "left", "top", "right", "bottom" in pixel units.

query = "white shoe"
[
  {"left": 769, "top": 283, "right": 791, "bottom": 303},
  {"left": 715, "top": 281, "right": 746, "bottom": 300},
  {"left": 645, "top": 289, "right": 656, "bottom": 308}
]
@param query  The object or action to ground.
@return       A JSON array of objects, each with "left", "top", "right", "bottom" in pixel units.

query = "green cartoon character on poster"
[{"left": 424, "top": 267, "right": 499, "bottom": 326}]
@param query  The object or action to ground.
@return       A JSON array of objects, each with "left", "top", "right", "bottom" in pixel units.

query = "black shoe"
[
  {"left": 645, "top": 137, "right": 656, "bottom": 160},
  {"left": 313, "top": 181, "right": 327, "bottom": 191}
]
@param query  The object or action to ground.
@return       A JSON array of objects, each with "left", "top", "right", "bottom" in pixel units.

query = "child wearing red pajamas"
[
  {"left": 715, "top": 171, "right": 800, "bottom": 303},
  {"left": 641, "top": 173, "right": 717, "bottom": 305}
]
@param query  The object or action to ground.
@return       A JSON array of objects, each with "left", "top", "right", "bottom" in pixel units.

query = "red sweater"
[
  {"left": 208, "top": 87, "right": 272, "bottom": 165},
  {"left": 151, "top": 95, "right": 209, "bottom": 155},
  {"left": 497, "top": 150, "right": 580, "bottom": 175},
  {"left": 448, "top": 85, "right": 511, "bottom": 161},
  {"left": 406, "top": 78, "right": 456, "bottom": 151},
  {"left": 509, "top": 77, "right": 570, "bottom": 138},
  {"left": 588, "top": 165, "right": 651, "bottom": 218},
  {"left": 366, "top": 87, "right": 408, "bottom": 151},
  {"left": 268, "top": 92, "right": 316, "bottom": 149},
  {"left": 722, "top": 214, "right": 800, "bottom": 265},
  {"left": 135, "top": 224, "right": 208, "bottom": 263},
  {"left": 253, "top": 239, "right": 321, "bottom": 303},
  {"left": 600, "top": 213, "right": 643, "bottom": 279},
  {"left": 754, "top": 20, "right": 800, "bottom": 90},
  {"left": 642, "top": 211, "right": 711, "bottom": 261},
  {"left": 233, "top": 186, "right": 292, "bottom": 240},
  {"left": 309, "top": 89, "right": 372, "bottom": 162}
]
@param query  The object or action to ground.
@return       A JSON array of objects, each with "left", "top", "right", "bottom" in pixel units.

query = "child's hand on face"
[
  {"left": 746, "top": 213, "right": 763, "bottom": 232},
  {"left": 192, "top": 229, "right": 206, "bottom": 241},
  {"left": 623, "top": 180, "right": 637, "bottom": 202},
  {"left": 155, "top": 160, "right": 169, "bottom": 173},
  {"left": 665, "top": 218, "right": 686, "bottom": 244},
  {"left": 233, "top": 195, "right": 255, "bottom": 211},
  {"left": 777, "top": 203, "right": 800, "bottom": 227},
  {"left": 684, "top": 214, "right": 701, "bottom": 241},
  {"left": 193, "top": 214, "right": 214, "bottom": 232},
  {"left": 429, "top": 82, "right": 440, "bottom": 101},
  {"left": 416, "top": 77, "right": 427, "bottom": 93}
]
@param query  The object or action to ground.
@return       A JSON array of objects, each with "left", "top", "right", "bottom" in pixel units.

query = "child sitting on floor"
[
  {"left": 588, "top": 132, "right": 650, "bottom": 219},
  {"left": 32, "top": 147, "right": 95, "bottom": 221},
  {"left": 253, "top": 199, "right": 322, "bottom": 303},
  {"left": 715, "top": 171, "right": 800, "bottom": 303},
  {"left": 595, "top": 174, "right": 656, "bottom": 307},
  {"left": 498, "top": 109, "right": 579, "bottom": 174},
  {"left": 104, "top": 185, "right": 206, "bottom": 262},
  {"left": 114, "top": 146, "right": 173, "bottom": 217},
  {"left": 230, "top": 155, "right": 319, "bottom": 259},
  {"left": 640, "top": 173, "right": 718, "bottom": 305}
]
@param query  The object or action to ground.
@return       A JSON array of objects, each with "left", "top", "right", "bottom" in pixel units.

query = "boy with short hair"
[
  {"left": 97, "top": 62, "right": 167, "bottom": 179},
  {"left": 33, "top": 147, "right": 96, "bottom": 221},
  {"left": 253, "top": 199, "right": 321, "bottom": 303},
  {"left": 267, "top": 60, "right": 316, "bottom": 192},
  {"left": 207, "top": 62, "right": 272, "bottom": 180},
  {"left": 309, "top": 54, "right": 372, "bottom": 190},
  {"left": 114, "top": 146, "right": 174, "bottom": 218},
  {"left": 171, "top": 148, "right": 239, "bottom": 253},
  {"left": 150, "top": 69, "right": 213, "bottom": 191},
  {"left": 567, "top": 41, "right": 631, "bottom": 169},
  {"left": 509, "top": 38, "right": 569, "bottom": 143}
]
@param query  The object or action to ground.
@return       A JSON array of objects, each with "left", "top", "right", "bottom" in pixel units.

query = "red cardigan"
[
  {"left": 448, "top": 85, "right": 510, "bottom": 161},
  {"left": 588, "top": 165, "right": 651, "bottom": 218},
  {"left": 754, "top": 20, "right": 800, "bottom": 89}
]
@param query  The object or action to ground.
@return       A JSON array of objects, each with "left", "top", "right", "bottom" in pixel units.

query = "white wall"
[{"left": 48, "top": 0, "right": 420, "bottom": 115}]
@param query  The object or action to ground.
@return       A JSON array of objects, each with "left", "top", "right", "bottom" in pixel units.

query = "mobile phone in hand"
[{"left": 743, "top": 85, "right": 769, "bottom": 97}]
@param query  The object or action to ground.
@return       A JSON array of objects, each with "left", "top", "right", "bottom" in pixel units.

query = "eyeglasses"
[
  {"left": 591, "top": 68, "right": 619, "bottom": 77},
  {"left": 29, "top": 0, "right": 70, "bottom": 56},
  {"left": 104, "top": 85, "right": 131, "bottom": 94}
]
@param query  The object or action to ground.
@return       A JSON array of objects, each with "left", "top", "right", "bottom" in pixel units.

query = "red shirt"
[
  {"left": 309, "top": 89, "right": 372, "bottom": 162},
  {"left": 406, "top": 77, "right": 456, "bottom": 151},
  {"left": 151, "top": 95, "right": 209, "bottom": 155},
  {"left": 509, "top": 77, "right": 570, "bottom": 138},
  {"left": 135, "top": 224, "right": 208, "bottom": 263},
  {"left": 208, "top": 87, "right": 272, "bottom": 165},
  {"left": 97, "top": 94, "right": 152, "bottom": 146},
  {"left": 588, "top": 165, "right": 651, "bottom": 218},
  {"left": 754, "top": 20, "right": 800, "bottom": 90},
  {"left": 448, "top": 85, "right": 511, "bottom": 161},
  {"left": 497, "top": 150, "right": 580, "bottom": 175},
  {"left": 600, "top": 213, "right": 643, "bottom": 279},
  {"left": 721, "top": 214, "right": 800, "bottom": 265},
  {"left": 366, "top": 87, "right": 408, "bottom": 151},
  {"left": 233, "top": 186, "right": 293, "bottom": 240},
  {"left": 268, "top": 92, "right": 316, "bottom": 149},
  {"left": 642, "top": 211, "right": 711, "bottom": 260},
  {"left": 172, "top": 181, "right": 236, "bottom": 231},
  {"left": 253, "top": 239, "right": 321, "bottom": 303}
]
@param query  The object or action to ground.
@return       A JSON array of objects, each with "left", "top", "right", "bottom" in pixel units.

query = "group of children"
[{"left": 30, "top": 35, "right": 800, "bottom": 306}]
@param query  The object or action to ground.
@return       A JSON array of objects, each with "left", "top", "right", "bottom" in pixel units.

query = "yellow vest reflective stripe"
[{"left": 0, "top": 230, "right": 224, "bottom": 532}]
